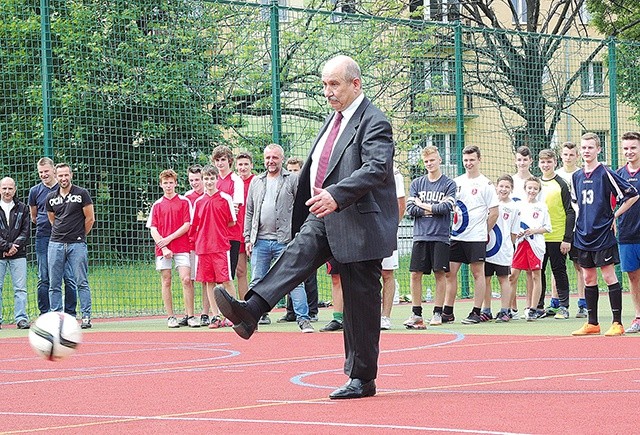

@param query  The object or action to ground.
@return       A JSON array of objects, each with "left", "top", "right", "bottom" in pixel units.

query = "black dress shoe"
[
  {"left": 213, "top": 286, "right": 257, "bottom": 340},
  {"left": 319, "top": 319, "right": 343, "bottom": 332},
  {"left": 329, "top": 378, "right": 376, "bottom": 399}
]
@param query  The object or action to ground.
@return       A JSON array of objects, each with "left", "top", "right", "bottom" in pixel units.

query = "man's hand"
[
  {"left": 307, "top": 187, "right": 338, "bottom": 218},
  {"left": 245, "top": 242, "right": 253, "bottom": 256},
  {"left": 560, "top": 241, "right": 571, "bottom": 255}
]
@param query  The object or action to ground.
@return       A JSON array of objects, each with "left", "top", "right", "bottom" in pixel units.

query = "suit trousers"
[{"left": 247, "top": 216, "right": 382, "bottom": 381}]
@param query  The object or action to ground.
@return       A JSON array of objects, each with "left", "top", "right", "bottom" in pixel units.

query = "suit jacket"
[{"left": 292, "top": 96, "right": 398, "bottom": 263}]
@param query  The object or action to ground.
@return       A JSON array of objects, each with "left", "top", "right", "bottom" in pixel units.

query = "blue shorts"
[{"left": 619, "top": 243, "right": 640, "bottom": 272}]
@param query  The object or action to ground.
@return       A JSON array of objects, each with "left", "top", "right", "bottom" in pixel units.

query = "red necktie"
[{"left": 314, "top": 112, "right": 343, "bottom": 189}]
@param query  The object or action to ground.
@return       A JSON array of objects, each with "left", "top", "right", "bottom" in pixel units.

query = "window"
[
  {"left": 579, "top": 3, "right": 591, "bottom": 23},
  {"left": 425, "top": 59, "right": 455, "bottom": 93},
  {"left": 580, "top": 61, "right": 604, "bottom": 95},
  {"left": 427, "top": 134, "right": 458, "bottom": 176},
  {"left": 423, "top": 0, "right": 460, "bottom": 22},
  {"left": 581, "top": 130, "right": 608, "bottom": 163},
  {"left": 510, "top": 0, "right": 527, "bottom": 24},
  {"left": 260, "top": 0, "right": 289, "bottom": 22}
]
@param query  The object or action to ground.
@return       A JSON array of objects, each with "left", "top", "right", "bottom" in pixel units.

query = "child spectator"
[
  {"left": 147, "top": 169, "right": 198, "bottom": 328},
  {"left": 190, "top": 164, "right": 238, "bottom": 329},
  {"left": 484, "top": 175, "right": 520, "bottom": 322},
  {"left": 509, "top": 177, "right": 551, "bottom": 321}
]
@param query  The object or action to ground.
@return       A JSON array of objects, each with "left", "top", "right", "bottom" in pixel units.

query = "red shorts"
[
  {"left": 512, "top": 240, "right": 542, "bottom": 271},
  {"left": 195, "top": 252, "right": 231, "bottom": 283}
]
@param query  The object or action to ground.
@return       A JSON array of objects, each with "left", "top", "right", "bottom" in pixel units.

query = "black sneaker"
[
  {"left": 461, "top": 312, "right": 482, "bottom": 324},
  {"left": 441, "top": 313, "right": 455, "bottom": 323},
  {"left": 200, "top": 314, "right": 210, "bottom": 326},
  {"left": 278, "top": 313, "right": 297, "bottom": 323},
  {"left": 178, "top": 316, "right": 189, "bottom": 327},
  {"left": 320, "top": 319, "right": 343, "bottom": 332},
  {"left": 16, "top": 319, "right": 30, "bottom": 329},
  {"left": 535, "top": 309, "right": 547, "bottom": 319},
  {"left": 81, "top": 317, "right": 92, "bottom": 329},
  {"left": 258, "top": 314, "right": 271, "bottom": 325}
]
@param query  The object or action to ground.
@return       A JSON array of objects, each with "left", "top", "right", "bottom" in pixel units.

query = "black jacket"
[{"left": 0, "top": 198, "right": 30, "bottom": 259}]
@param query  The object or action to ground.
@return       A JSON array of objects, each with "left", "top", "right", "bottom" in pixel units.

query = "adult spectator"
[
  {"left": 243, "top": 144, "right": 313, "bottom": 333},
  {"left": 28, "top": 158, "right": 75, "bottom": 316},
  {"left": 46, "top": 164, "right": 95, "bottom": 329},
  {"left": 0, "top": 177, "right": 31, "bottom": 329},
  {"left": 215, "top": 55, "right": 398, "bottom": 399}
]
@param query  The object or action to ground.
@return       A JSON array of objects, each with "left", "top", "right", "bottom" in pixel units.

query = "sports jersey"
[
  {"left": 616, "top": 164, "right": 640, "bottom": 244},
  {"left": 556, "top": 167, "right": 577, "bottom": 187},
  {"left": 511, "top": 174, "right": 528, "bottom": 202},
  {"left": 237, "top": 174, "right": 254, "bottom": 239},
  {"left": 406, "top": 173, "right": 456, "bottom": 244},
  {"left": 28, "top": 182, "right": 58, "bottom": 237},
  {"left": 572, "top": 163, "right": 638, "bottom": 251},
  {"left": 540, "top": 174, "right": 575, "bottom": 243},
  {"left": 217, "top": 171, "right": 244, "bottom": 242},
  {"left": 45, "top": 185, "right": 93, "bottom": 244},
  {"left": 515, "top": 200, "right": 551, "bottom": 261},
  {"left": 190, "top": 191, "right": 236, "bottom": 254},
  {"left": 486, "top": 200, "right": 521, "bottom": 266},
  {"left": 451, "top": 173, "right": 499, "bottom": 242},
  {"left": 184, "top": 189, "right": 203, "bottom": 250},
  {"left": 146, "top": 194, "right": 191, "bottom": 256}
]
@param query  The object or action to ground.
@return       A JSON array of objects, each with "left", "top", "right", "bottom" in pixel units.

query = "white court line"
[{"left": 0, "top": 411, "right": 532, "bottom": 435}]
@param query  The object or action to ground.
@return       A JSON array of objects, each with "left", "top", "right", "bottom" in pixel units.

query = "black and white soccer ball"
[{"left": 28, "top": 312, "right": 82, "bottom": 361}]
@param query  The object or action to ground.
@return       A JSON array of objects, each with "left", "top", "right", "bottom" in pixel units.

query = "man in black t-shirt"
[{"left": 45, "top": 163, "right": 95, "bottom": 329}]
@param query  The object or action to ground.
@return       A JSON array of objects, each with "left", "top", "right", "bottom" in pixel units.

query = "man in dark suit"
[{"left": 215, "top": 55, "right": 397, "bottom": 399}]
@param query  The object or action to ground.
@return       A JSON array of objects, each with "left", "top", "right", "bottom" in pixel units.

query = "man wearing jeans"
[
  {"left": 0, "top": 177, "right": 31, "bottom": 329},
  {"left": 46, "top": 163, "right": 95, "bottom": 329},
  {"left": 244, "top": 144, "right": 313, "bottom": 333},
  {"left": 28, "top": 158, "right": 75, "bottom": 316}
]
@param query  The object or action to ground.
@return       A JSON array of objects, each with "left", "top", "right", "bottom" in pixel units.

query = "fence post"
[
  {"left": 40, "top": 0, "right": 54, "bottom": 158},
  {"left": 270, "top": 0, "right": 282, "bottom": 147},
  {"left": 454, "top": 21, "right": 470, "bottom": 299}
]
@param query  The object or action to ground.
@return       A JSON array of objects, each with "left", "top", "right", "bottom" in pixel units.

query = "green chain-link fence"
[{"left": 2, "top": 0, "right": 640, "bottom": 320}]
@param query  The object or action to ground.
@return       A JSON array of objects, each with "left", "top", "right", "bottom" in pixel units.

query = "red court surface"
[{"left": 1, "top": 328, "right": 639, "bottom": 434}]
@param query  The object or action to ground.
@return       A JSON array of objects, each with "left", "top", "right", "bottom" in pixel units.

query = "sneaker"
[
  {"left": 298, "top": 319, "right": 314, "bottom": 333},
  {"left": 258, "top": 314, "right": 271, "bottom": 325},
  {"left": 320, "top": 319, "right": 343, "bottom": 332},
  {"left": 200, "top": 314, "right": 210, "bottom": 326},
  {"left": 604, "top": 322, "right": 625, "bottom": 337},
  {"left": 310, "top": 314, "right": 319, "bottom": 323},
  {"left": 403, "top": 314, "right": 426, "bottom": 329},
  {"left": 380, "top": 316, "right": 392, "bottom": 330},
  {"left": 187, "top": 316, "right": 200, "bottom": 328},
  {"left": 526, "top": 309, "right": 537, "bottom": 322},
  {"left": 572, "top": 323, "right": 601, "bottom": 336},
  {"left": 535, "top": 309, "right": 547, "bottom": 319},
  {"left": 441, "top": 313, "right": 455, "bottom": 323},
  {"left": 178, "top": 316, "right": 189, "bottom": 327},
  {"left": 429, "top": 312, "right": 443, "bottom": 326},
  {"left": 222, "top": 318, "right": 233, "bottom": 327},
  {"left": 495, "top": 311, "right": 510, "bottom": 323},
  {"left": 461, "top": 312, "right": 482, "bottom": 324},
  {"left": 510, "top": 309, "right": 521, "bottom": 320},
  {"left": 278, "top": 313, "right": 297, "bottom": 323},
  {"left": 546, "top": 306, "right": 559, "bottom": 317},
  {"left": 554, "top": 306, "right": 569, "bottom": 320},
  {"left": 16, "top": 319, "right": 30, "bottom": 329},
  {"left": 479, "top": 312, "right": 493, "bottom": 322},
  {"left": 208, "top": 316, "right": 224, "bottom": 329},
  {"left": 81, "top": 317, "right": 92, "bottom": 329},
  {"left": 576, "top": 307, "right": 588, "bottom": 318},
  {"left": 167, "top": 316, "right": 179, "bottom": 328},
  {"left": 625, "top": 318, "right": 640, "bottom": 333}
]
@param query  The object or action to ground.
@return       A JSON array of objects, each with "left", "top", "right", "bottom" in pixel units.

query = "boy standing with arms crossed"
[
  {"left": 147, "top": 169, "right": 198, "bottom": 328},
  {"left": 571, "top": 133, "right": 638, "bottom": 336},
  {"left": 191, "top": 165, "right": 237, "bottom": 329},
  {"left": 404, "top": 146, "right": 456, "bottom": 329},
  {"left": 446, "top": 146, "right": 499, "bottom": 324}
]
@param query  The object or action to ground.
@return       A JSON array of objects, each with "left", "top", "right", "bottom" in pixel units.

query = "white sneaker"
[
  {"left": 429, "top": 312, "right": 442, "bottom": 326},
  {"left": 299, "top": 319, "right": 314, "bottom": 333},
  {"left": 380, "top": 316, "right": 392, "bottom": 330},
  {"left": 167, "top": 316, "right": 179, "bottom": 328},
  {"left": 187, "top": 316, "right": 201, "bottom": 327}
]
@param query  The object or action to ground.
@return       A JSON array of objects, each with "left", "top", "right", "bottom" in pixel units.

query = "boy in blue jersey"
[
  {"left": 571, "top": 133, "right": 638, "bottom": 337},
  {"left": 404, "top": 146, "right": 456, "bottom": 329},
  {"left": 616, "top": 132, "right": 640, "bottom": 333}
]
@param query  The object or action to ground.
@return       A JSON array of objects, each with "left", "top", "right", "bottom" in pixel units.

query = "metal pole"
[
  {"left": 40, "top": 0, "right": 54, "bottom": 158},
  {"left": 270, "top": 0, "right": 282, "bottom": 147}
]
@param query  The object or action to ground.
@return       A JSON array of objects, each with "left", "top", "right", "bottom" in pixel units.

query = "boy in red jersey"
[
  {"left": 190, "top": 165, "right": 238, "bottom": 329},
  {"left": 147, "top": 169, "right": 198, "bottom": 328}
]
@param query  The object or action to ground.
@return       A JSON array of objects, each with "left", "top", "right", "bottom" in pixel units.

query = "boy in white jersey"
[
  {"left": 446, "top": 146, "right": 499, "bottom": 324},
  {"left": 511, "top": 146, "right": 534, "bottom": 202},
  {"left": 509, "top": 177, "right": 551, "bottom": 321},
  {"left": 555, "top": 141, "right": 587, "bottom": 317},
  {"left": 484, "top": 175, "right": 520, "bottom": 322}
]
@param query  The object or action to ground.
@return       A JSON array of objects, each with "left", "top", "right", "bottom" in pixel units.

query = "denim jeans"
[
  {"left": 48, "top": 241, "right": 91, "bottom": 318},
  {"left": 36, "top": 236, "right": 76, "bottom": 315},
  {"left": 250, "top": 239, "right": 309, "bottom": 320},
  {"left": 0, "top": 257, "right": 28, "bottom": 324}
]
